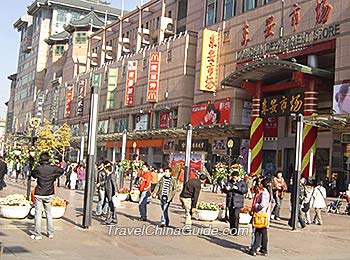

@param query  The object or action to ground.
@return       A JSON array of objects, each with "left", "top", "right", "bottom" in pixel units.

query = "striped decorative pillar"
[
  {"left": 249, "top": 81, "right": 264, "bottom": 176},
  {"left": 301, "top": 78, "right": 318, "bottom": 179}
]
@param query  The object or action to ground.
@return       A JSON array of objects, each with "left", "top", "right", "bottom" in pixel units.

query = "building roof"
[
  {"left": 13, "top": 15, "right": 32, "bottom": 30},
  {"left": 64, "top": 11, "right": 105, "bottom": 32},
  {"left": 27, "top": 0, "right": 122, "bottom": 17},
  {"left": 221, "top": 59, "right": 333, "bottom": 88},
  {"left": 44, "top": 30, "right": 70, "bottom": 45}
]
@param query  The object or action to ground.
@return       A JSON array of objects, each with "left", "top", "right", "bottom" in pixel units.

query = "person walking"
[
  {"left": 222, "top": 171, "right": 248, "bottom": 235},
  {"left": 245, "top": 174, "right": 253, "bottom": 200},
  {"left": 288, "top": 177, "right": 307, "bottom": 229},
  {"left": 303, "top": 181, "right": 314, "bottom": 225},
  {"left": 0, "top": 156, "right": 7, "bottom": 190},
  {"left": 30, "top": 152, "right": 64, "bottom": 240},
  {"left": 152, "top": 167, "right": 177, "bottom": 227},
  {"left": 95, "top": 162, "right": 108, "bottom": 217},
  {"left": 64, "top": 162, "right": 72, "bottom": 188},
  {"left": 249, "top": 178, "right": 271, "bottom": 256},
  {"left": 312, "top": 180, "right": 327, "bottom": 225},
  {"left": 77, "top": 164, "right": 86, "bottom": 190},
  {"left": 271, "top": 171, "right": 287, "bottom": 220},
  {"left": 138, "top": 163, "right": 152, "bottom": 221},
  {"left": 70, "top": 164, "right": 78, "bottom": 190},
  {"left": 104, "top": 162, "right": 118, "bottom": 224},
  {"left": 179, "top": 174, "right": 207, "bottom": 232}
]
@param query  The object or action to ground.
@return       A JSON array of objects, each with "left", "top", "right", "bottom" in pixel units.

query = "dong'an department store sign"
[
  {"left": 260, "top": 93, "right": 304, "bottom": 118},
  {"left": 237, "top": 23, "right": 340, "bottom": 61},
  {"left": 178, "top": 139, "right": 209, "bottom": 152}
]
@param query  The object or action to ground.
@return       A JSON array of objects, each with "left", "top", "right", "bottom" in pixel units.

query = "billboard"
[
  {"left": 134, "top": 114, "right": 149, "bottom": 130},
  {"left": 125, "top": 61, "right": 138, "bottom": 106},
  {"left": 333, "top": 83, "right": 350, "bottom": 114},
  {"left": 147, "top": 52, "right": 161, "bottom": 102},
  {"left": 191, "top": 100, "right": 230, "bottom": 126},
  {"left": 64, "top": 83, "right": 74, "bottom": 118}
]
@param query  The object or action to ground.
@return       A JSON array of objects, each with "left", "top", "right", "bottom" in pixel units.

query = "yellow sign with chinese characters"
[
  {"left": 260, "top": 93, "right": 304, "bottom": 117},
  {"left": 199, "top": 29, "right": 219, "bottom": 92}
]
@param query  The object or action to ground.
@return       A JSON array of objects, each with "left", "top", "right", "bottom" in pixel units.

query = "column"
[
  {"left": 301, "top": 78, "right": 318, "bottom": 179},
  {"left": 249, "top": 81, "right": 264, "bottom": 176}
]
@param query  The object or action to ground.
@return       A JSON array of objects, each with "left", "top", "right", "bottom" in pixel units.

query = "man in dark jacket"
[
  {"left": 222, "top": 171, "right": 248, "bottom": 235},
  {"left": 94, "top": 162, "right": 108, "bottom": 217},
  {"left": 103, "top": 162, "right": 118, "bottom": 224},
  {"left": 0, "top": 156, "right": 7, "bottom": 190},
  {"left": 31, "top": 152, "right": 64, "bottom": 240},
  {"left": 179, "top": 174, "right": 207, "bottom": 231}
]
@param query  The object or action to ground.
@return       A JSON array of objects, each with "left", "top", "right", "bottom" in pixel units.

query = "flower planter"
[
  {"left": 51, "top": 206, "right": 66, "bottom": 218},
  {"left": 117, "top": 193, "right": 129, "bottom": 202},
  {"left": 0, "top": 205, "right": 31, "bottom": 219},
  {"left": 194, "top": 209, "right": 219, "bottom": 221},
  {"left": 239, "top": 213, "right": 252, "bottom": 225},
  {"left": 130, "top": 191, "right": 140, "bottom": 203}
]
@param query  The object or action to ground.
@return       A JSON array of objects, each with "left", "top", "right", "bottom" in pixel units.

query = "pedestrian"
[
  {"left": 152, "top": 167, "right": 177, "bottom": 227},
  {"left": 103, "top": 162, "right": 118, "bottom": 224},
  {"left": 179, "top": 174, "right": 207, "bottom": 232},
  {"left": 303, "top": 180, "right": 314, "bottom": 225},
  {"left": 30, "top": 152, "right": 64, "bottom": 240},
  {"left": 312, "top": 180, "right": 327, "bottom": 225},
  {"left": 329, "top": 177, "right": 337, "bottom": 197},
  {"left": 248, "top": 178, "right": 271, "bottom": 256},
  {"left": 77, "top": 164, "right": 86, "bottom": 190},
  {"left": 222, "top": 171, "right": 248, "bottom": 235},
  {"left": 271, "top": 171, "right": 287, "bottom": 220},
  {"left": 95, "top": 162, "right": 108, "bottom": 217},
  {"left": 151, "top": 168, "right": 159, "bottom": 192},
  {"left": 288, "top": 177, "right": 306, "bottom": 229},
  {"left": 138, "top": 163, "right": 152, "bottom": 221},
  {"left": 0, "top": 156, "right": 7, "bottom": 190},
  {"left": 15, "top": 159, "right": 23, "bottom": 183},
  {"left": 245, "top": 174, "right": 253, "bottom": 199},
  {"left": 70, "top": 164, "right": 78, "bottom": 190},
  {"left": 64, "top": 161, "right": 72, "bottom": 188}
]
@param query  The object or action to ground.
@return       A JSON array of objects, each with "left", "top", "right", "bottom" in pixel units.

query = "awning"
[
  {"left": 221, "top": 59, "right": 333, "bottom": 88},
  {"left": 304, "top": 114, "right": 350, "bottom": 130}
]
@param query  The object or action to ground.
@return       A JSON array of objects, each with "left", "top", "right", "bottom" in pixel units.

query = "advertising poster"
[
  {"left": 191, "top": 100, "right": 230, "bottom": 126},
  {"left": 333, "top": 83, "right": 350, "bottom": 114},
  {"left": 159, "top": 111, "right": 174, "bottom": 129},
  {"left": 170, "top": 153, "right": 202, "bottom": 177},
  {"left": 134, "top": 114, "right": 149, "bottom": 130}
]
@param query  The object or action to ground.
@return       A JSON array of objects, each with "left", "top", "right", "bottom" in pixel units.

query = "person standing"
[
  {"left": 179, "top": 174, "right": 207, "bottom": 231},
  {"left": 138, "top": 163, "right": 152, "bottom": 221},
  {"left": 303, "top": 181, "right": 314, "bottom": 225},
  {"left": 30, "top": 152, "right": 64, "bottom": 240},
  {"left": 312, "top": 180, "right": 327, "bottom": 225},
  {"left": 64, "top": 162, "right": 72, "bottom": 188},
  {"left": 222, "top": 171, "right": 248, "bottom": 235},
  {"left": 0, "top": 156, "right": 7, "bottom": 190},
  {"left": 104, "top": 163, "right": 118, "bottom": 224},
  {"left": 151, "top": 168, "right": 159, "bottom": 192},
  {"left": 288, "top": 177, "right": 306, "bottom": 229},
  {"left": 152, "top": 167, "right": 177, "bottom": 227},
  {"left": 249, "top": 178, "right": 271, "bottom": 256},
  {"left": 271, "top": 171, "right": 287, "bottom": 220},
  {"left": 95, "top": 162, "right": 108, "bottom": 217},
  {"left": 77, "top": 164, "right": 86, "bottom": 190}
]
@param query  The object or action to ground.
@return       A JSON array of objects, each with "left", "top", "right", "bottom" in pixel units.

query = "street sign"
[
  {"left": 227, "top": 139, "right": 234, "bottom": 149},
  {"left": 29, "top": 118, "right": 41, "bottom": 128}
]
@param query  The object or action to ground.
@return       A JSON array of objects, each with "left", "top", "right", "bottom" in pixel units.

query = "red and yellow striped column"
[{"left": 301, "top": 79, "right": 318, "bottom": 179}]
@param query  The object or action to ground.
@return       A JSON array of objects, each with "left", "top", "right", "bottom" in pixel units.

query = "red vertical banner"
[
  {"left": 263, "top": 117, "right": 278, "bottom": 137},
  {"left": 147, "top": 52, "right": 161, "bottom": 102},
  {"left": 64, "top": 83, "right": 74, "bottom": 118},
  {"left": 125, "top": 61, "right": 138, "bottom": 106},
  {"left": 76, "top": 79, "right": 85, "bottom": 116}
]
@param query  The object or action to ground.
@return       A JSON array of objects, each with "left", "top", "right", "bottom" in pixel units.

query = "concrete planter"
[
  {"left": 0, "top": 205, "right": 31, "bottom": 219},
  {"left": 194, "top": 209, "right": 219, "bottom": 221}
]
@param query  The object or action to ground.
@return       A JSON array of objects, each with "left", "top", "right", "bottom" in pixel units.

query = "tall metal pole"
[
  {"left": 26, "top": 129, "right": 36, "bottom": 201},
  {"left": 120, "top": 129, "right": 127, "bottom": 188},
  {"left": 184, "top": 124, "right": 193, "bottom": 184},
  {"left": 279, "top": 0, "right": 285, "bottom": 38},
  {"left": 82, "top": 75, "right": 100, "bottom": 228},
  {"left": 79, "top": 135, "right": 84, "bottom": 163},
  {"left": 291, "top": 114, "right": 303, "bottom": 230},
  {"left": 130, "top": 142, "right": 137, "bottom": 191}
]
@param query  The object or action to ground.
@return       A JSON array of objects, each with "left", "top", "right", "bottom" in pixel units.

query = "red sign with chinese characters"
[
  {"left": 264, "top": 15, "right": 275, "bottom": 38},
  {"left": 263, "top": 117, "right": 279, "bottom": 137},
  {"left": 76, "top": 79, "right": 85, "bottom": 116},
  {"left": 241, "top": 21, "right": 251, "bottom": 46},
  {"left": 125, "top": 61, "right": 138, "bottom": 106},
  {"left": 159, "top": 111, "right": 175, "bottom": 129},
  {"left": 315, "top": 0, "right": 333, "bottom": 24},
  {"left": 147, "top": 53, "right": 161, "bottom": 102},
  {"left": 191, "top": 100, "right": 231, "bottom": 126},
  {"left": 64, "top": 83, "right": 74, "bottom": 118}
]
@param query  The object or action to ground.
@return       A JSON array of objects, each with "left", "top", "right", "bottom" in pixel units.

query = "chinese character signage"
[
  {"left": 199, "top": 29, "right": 219, "bottom": 92},
  {"left": 191, "top": 100, "right": 230, "bottom": 126},
  {"left": 263, "top": 117, "right": 279, "bottom": 137},
  {"left": 147, "top": 53, "right": 161, "bottom": 102},
  {"left": 76, "top": 79, "right": 86, "bottom": 116},
  {"left": 178, "top": 139, "right": 209, "bottom": 152},
  {"left": 107, "top": 68, "right": 118, "bottom": 109},
  {"left": 260, "top": 93, "right": 304, "bottom": 117},
  {"left": 36, "top": 93, "right": 44, "bottom": 119},
  {"left": 125, "top": 61, "right": 138, "bottom": 106},
  {"left": 333, "top": 83, "right": 350, "bottom": 114},
  {"left": 50, "top": 84, "right": 60, "bottom": 121},
  {"left": 212, "top": 138, "right": 227, "bottom": 154},
  {"left": 64, "top": 83, "right": 74, "bottom": 118},
  {"left": 241, "top": 21, "right": 251, "bottom": 46},
  {"left": 92, "top": 73, "right": 101, "bottom": 88}
]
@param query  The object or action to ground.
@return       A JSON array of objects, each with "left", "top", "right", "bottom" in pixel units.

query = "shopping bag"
[{"left": 252, "top": 212, "right": 269, "bottom": 228}]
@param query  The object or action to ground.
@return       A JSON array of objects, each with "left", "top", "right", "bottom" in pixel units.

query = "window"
[
  {"left": 55, "top": 45, "right": 65, "bottom": 55},
  {"left": 168, "top": 11, "right": 172, "bottom": 18},
  {"left": 178, "top": 0, "right": 188, "bottom": 20},
  {"left": 243, "top": 0, "right": 257, "bottom": 12},
  {"left": 206, "top": 0, "right": 217, "bottom": 26},
  {"left": 75, "top": 32, "right": 87, "bottom": 44},
  {"left": 223, "top": 0, "right": 236, "bottom": 20}
]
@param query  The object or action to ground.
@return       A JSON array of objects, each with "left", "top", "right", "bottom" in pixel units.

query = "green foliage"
[{"left": 197, "top": 201, "right": 220, "bottom": 211}]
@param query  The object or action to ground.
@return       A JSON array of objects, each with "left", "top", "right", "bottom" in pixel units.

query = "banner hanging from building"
[
  {"left": 64, "top": 83, "right": 74, "bottom": 118},
  {"left": 333, "top": 83, "right": 350, "bottom": 114},
  {"left": 147, "top": 52, "right": 161, "bottom": 102},
  {"left": 199, "top": 28, "right": 219, "bottom": 92},
  {"left": 76, "top": 79, "right": 86, "bottom": 116},
  {"left": 125, "top": 61, "right": 137, "bottom": 106},
  {"left": 36, "top": 93, "right": 44, "bottom": 119},
  {"left": 191, "top": 99, "right": 230, "bottom": 126},
  {"left": 107, "top": 68, "right": 118, "bottom": 109}
]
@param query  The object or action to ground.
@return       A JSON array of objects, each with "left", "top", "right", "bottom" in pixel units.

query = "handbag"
[
  {"left": 252, "top": 212, "right": 269, "bottom": 228},
  {"left": 301, "top": 189, "right": 314, "bottom": 213}
]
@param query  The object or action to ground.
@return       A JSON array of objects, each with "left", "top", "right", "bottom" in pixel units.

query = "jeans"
[
  {"left": 34, "top": 195, "right": 54, "bottom": 237},
  {"left": 96, "top": 189, "right": 108, "bottom": 215},
  {"left": 313, "top": 208, "right": 323, "bottom": 224},
  {"left": 272, "top": 195, "right": 283, "bottom": 218},
  {"left": 228, "top": 207, "right": 240, "bottom": 234},
  {"left": 160, "top": 198, "right": 170, "bottom": 225},
  {"left": 139, "top": 191, "right": 150, "bottom": 219},
  {"left": 104, "top": 196, "right": 117, "bottom": 223},
  {"left": 251, "top": 227, "right": 268, "bottom": 253},
  {"left": 180, "top": 197, "right": 192, "bottom": 227}
]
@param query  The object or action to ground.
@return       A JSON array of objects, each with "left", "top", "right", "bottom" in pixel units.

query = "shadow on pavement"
[
  {"left": 4, "top": 246, "right": 31, "bottom": 254},
  {"left": 197, "top": 234, "right": 248, "bottom": 252}
]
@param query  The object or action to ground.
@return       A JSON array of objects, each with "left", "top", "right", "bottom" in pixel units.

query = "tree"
[{"left": 55, "top": 123, "right": 72, "bottom": 158}]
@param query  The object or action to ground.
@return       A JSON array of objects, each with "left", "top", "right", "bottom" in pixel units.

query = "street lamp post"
[
  {"left": 130, "top": 141, "right": 137, "bottom": 190},
  {"left": 184, "top": 124, "right": 193, "bottom": 184}
]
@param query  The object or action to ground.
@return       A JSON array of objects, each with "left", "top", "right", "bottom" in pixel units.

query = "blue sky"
[{"left": 0, "top": 0, "right": 141, "bottom": 120}]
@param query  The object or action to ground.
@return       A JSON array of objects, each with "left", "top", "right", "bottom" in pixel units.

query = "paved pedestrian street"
[{"left": 0, "top": 181, "right": 349, "bottom": 260}]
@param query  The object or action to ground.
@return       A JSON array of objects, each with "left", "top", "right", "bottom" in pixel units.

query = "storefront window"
[
  {"left": 224, "top": 0, "right": 236, "bottom": 20},
  {"left": 206, "top": 0, "right": 217, "bottom": 26},
  {"left": 243, "top": 0, "right": 257, "bottom": 12}
]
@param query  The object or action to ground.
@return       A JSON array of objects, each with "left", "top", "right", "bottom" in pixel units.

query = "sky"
[{"left": 0, "top": 0, "right": 141, "bottom": 120}]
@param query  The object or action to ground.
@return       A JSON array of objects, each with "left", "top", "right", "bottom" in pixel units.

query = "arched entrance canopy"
[{"left": 221, "top": 59, "right": 332, "bottom": 88}]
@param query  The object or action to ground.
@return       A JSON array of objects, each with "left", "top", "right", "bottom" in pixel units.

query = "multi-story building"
[{"left": 8, "top": 0, "right": 350, "bottom": 188}]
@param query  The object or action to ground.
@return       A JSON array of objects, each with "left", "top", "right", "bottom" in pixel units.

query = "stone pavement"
[{"left": 0, "top": 179, "right": 349, "bottom": 260}]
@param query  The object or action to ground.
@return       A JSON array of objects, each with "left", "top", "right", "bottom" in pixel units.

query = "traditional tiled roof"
[
  {"left": 13, "top": 15, "right": 32, "bottom": 30},
  {"left": 27, "top": 0, "right": 122, "bottom": 17},
  {"left": 64, "top": 11, "right": 105, "bottom": 32},
  {"left": 44, "top": 30, "right": 70, "bottom": 45}
]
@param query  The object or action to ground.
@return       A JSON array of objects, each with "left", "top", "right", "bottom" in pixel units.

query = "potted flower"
[
  {"left": 50, "top": 196, "right": 68, "bottom": 218},
  {"left": 0, "top": 194, "right": 31, "bottom": 219},
  {"left": 129, "top": 189, "right": 140, "bottom": 202},
  {"left": 117, "top": 188, "right": 130, "bottom": 201},
  {"left": 193, "top": 202, "right": 220, "bottom": 221},
  {"left": 239, "top": 205, "right": 252, "bottom": 225}
]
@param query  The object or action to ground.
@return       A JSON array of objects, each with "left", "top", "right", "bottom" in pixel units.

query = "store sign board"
[
  {"left": 260, "top": 93, "right": 304, "bottom": 117},
  {"left": 125, "top": 61, "right": 138, "bottom": 106},
  {"left": 147, "top": 53, "right": 161, "bottom": 102}
]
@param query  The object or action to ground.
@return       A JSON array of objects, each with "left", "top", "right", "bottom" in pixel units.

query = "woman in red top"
[
  {"left": 138, "top": 163, "right": 152, "bottom": 221},
  {"left": 271, "top": 171, "right": 287, "bottom": 220}
]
